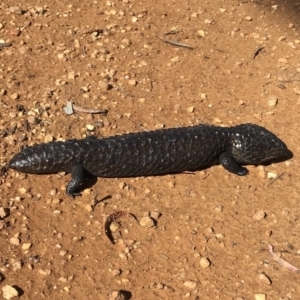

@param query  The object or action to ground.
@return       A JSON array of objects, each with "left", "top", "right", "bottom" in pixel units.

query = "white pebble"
[
  {"left": 267, "top": 96, "right": 278, "bottom": 107},
  {"left": 22, "top": 243, "right": 32, "bottom": 250},
  {"left": 254, "top": 294, "right": 266, "bottom": 300},
  {"left": 139, "top": 214, "right": 155, "bottom": 228},
  {"left": 2, "top": 285, "right": 19, "bottom": 299},
  {"left": 183, "top": 280, "right": 198, "bottom": 289},
  {"left": 128, "top": 79, "right": 137, "bottom": 86},
  {"left": 10, "top": 237, "right": 20, "bottom": 246},
  {"left": 253, "top": 211, "right": 266, "bottom": 221},
  {"left": 267, "top": 172, "right": 277, "bottom": 179},
  {"left": 0, "top": 207, "right": 8, "bottom": 218},
  {"left": 199, "top": 257, "right": 211, "bottom": 268}
]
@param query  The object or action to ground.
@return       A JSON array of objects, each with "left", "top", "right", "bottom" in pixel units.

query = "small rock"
[
  {"left": 150, "top": 211, "right": 161, "bottom": 221},
  {"left": 0, "top": 207, "right": 8, "bottom": 219},
  {"left": 27, "top": 116, "right": 38, "bottom": 125},
  {"left": 10, "top": 237, "right": 20, "bottom": 246},
  {"left": 183, "top": 280, "right": 198, "bottom": 289},
  {"left": 200, "top": 93, "right": 207, "bottom": 99},
  {"left": 2, "top": 285, "right": 19, "bottom": 299},
  {"left": 38, "top": 269, "right": 51, "bottom": 275},
  {"left": 213, "top": 117, "right": 222, "bottom": 123},
  {"left": 187, "top": 106, "right": 195, "bottom": 113},
  {"left": 109, "top": 290, "right": 127, "bottom": 300},
  {"left": 84, "top": 204, "right": 93, "bottom": 212},
  {"left": 199, "top": 257, "right": 211, "bottom": 268},
  {"left": 128, "top": 79, "right": 137, "bottom": 86},
  {"left": 214, "top": 205, "right": 223, "bottom": 213},
  {"left": 267, "top": 172, "right": 277, "bottom": 179},
  {"left": 9, "top": 6, "right": 23, "bottom": 15},
  {"left": 170, "top": 56, "right": 180, "bottom": 63},
  {"left": 18, "top": 187, "right": 27, "bottom": 194},
  {"left": 254, "top": 294, "right": 266, "bottom": 300},
  {"left": 22, "top": 243, "right": 31, "bottom": 250},
  {"left": 267, "top": 96, "right": 278, "bottom": 107},
  {"left": 197, "top": 30, "right": 205, "bottom": 37},
  {"left": 139, "top": 213, "right": 155, "bottom": 228},
  {"left": 277, "top": 36, "right": 286, "bottom": 42},
  {"left": 98, "top": 80, "right": 111, "bottom": 91},
  {"left": 253, "top": 211, "right": 267, "bottom": 221},
  {"left": 109, "top": 222, "right": 120, "bottom": 233},
  {"left": 258, "top": 273, "right": 272, "bottom": 285},
  {"left": 86, "top": 124, "right": 94, "bottom": 131},
  {"left": 204, "top": 19, "right": 213, "bottom": 24},
  {"left": 10, "top": 93, "right": 19, "bottom": 100},
  {"left": 44, "top": 135, "right": 54, "bottom": 143},
  {"left": 111, "top": 269, "right": 122, "bottom": 276},
  {"left": 245, "top": 16, "right": 252, "bottom": 21}
]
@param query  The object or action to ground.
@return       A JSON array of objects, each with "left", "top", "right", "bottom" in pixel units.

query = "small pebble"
[
  {"left": 204, "top": 19, "right": 213, "bottom": 24},
  {"left": 254, "top": 294, "right": 266, "bottom": 300},
  {"left": 277, "top": 36, "right": 286, "bottom": 42},
  {"left": 170, "top": 56, "right": 180, "bottom": 63},
  {"left": 183, "top": 280, "right": 198, "bottom": 289},
  {"left": 85, "top": 204, "right": 93, "bottom": 212},
  {"left": 109, "top": 222, "right": 120, "bottom": 233},
  {"left": 10, "top": 237, "right": 20, "bottom": 246},
  {"left": 22, "top": 243, "right": 31, "bottom": 250},
  {"left": 214, "top": 205, "right": 223, "bottom": 213},
  {"left": 199, "top": 257, "right": 211, "bottom": 268},
  {"left": 111, "top": 269, "right": 122, "bottom": 276},
  {"left": 9, "top": 6, "right": 23, "bottom": 15},
  {"left": 267, "top": 96, "right": 278, "bottom": 107},
  {"left": 109, "top": 290, "right": 127, "bottom": 300},
  {"left": 267, "top": 172, "right": 277, "bottom": 179},
  {"left": 140, "top": 213, "right": 155, "bottom": 228},
  {"left": 38, "top": 269, "right": 51, "bottom": 275},
  {"left": 0, "top": 207, "right": 8, "bottom": 219},
  {"left": 187, "top": 106, "right": 195, "bottom": 113},
  {"left": 128, "top": 79, "right": 137, "bottom": 86},
  {"left": 2, "top": 285, "right": 19, "bottom": 300},
  {"left": 10, "top": 93, "right": 19, "bottom": 100},
  {"left": 245, "top": 16, "right": 252, "bottom": 21},
  {"left": 44, "top": 135, "right": 54, "bottom": 143},
  {"left": 197, "top": 30, "right": 205, "bottom": 37},
  {"left": 253, "top": 211, "right": 266, "bottom": 221},
  {"left": 86, "top": 124, "right": 94, "bottom": 131}
]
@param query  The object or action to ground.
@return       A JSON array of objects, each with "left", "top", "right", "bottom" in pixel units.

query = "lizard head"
[{"left": 229, "top": 124, "right": 292, "bottom": 165}]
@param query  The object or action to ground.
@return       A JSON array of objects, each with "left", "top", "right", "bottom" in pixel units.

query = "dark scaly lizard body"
[{"left": 8, "top": 123, "right": 292, "bottom": 197}]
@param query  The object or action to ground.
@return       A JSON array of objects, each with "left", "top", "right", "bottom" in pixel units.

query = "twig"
[
  {"left": 63, "top": 100, "right": 108, "bottom": 115},
  {"left": 130, "top": 120, "right": 149, "bottom": 132},
  {"left": 266, "top": 172, "right": 285, "bottom": 187},
  {"left": 268, "top": 243, "right": 300, "bottom": 273},
  {"left": 253, "top": 46, "right": 265, "bottom": 59},
  {"left": 73, "top": 104, "right": 108, "bottom": 114},
  {"left": 157, "top": 35, "right": 194, "bottom": 50}
]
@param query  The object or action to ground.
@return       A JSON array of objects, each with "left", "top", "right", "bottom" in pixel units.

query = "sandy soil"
[{"left": 0, "top": 0, "right": 300, "bottom": 299}]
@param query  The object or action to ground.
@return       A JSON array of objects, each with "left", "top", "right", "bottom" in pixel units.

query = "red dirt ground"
[{"left": 1, "top": 0, "right": 300, "bottom": 299}]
